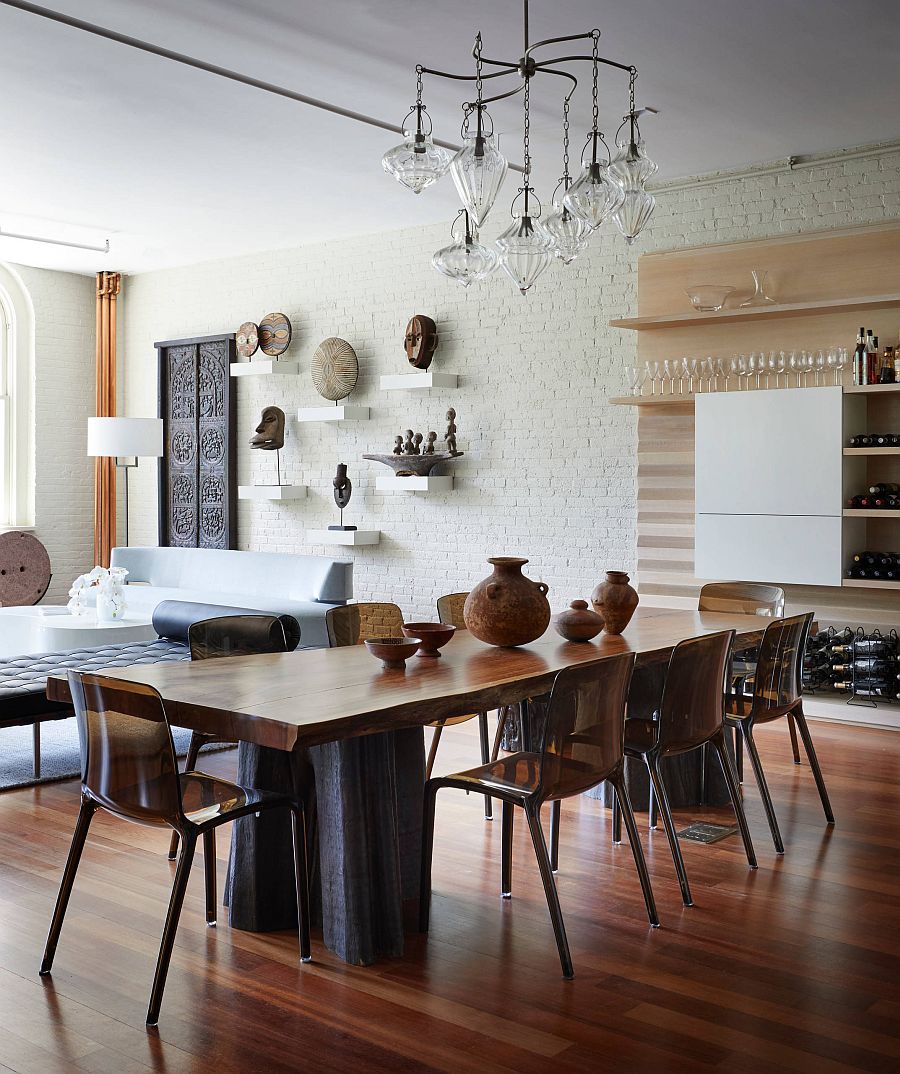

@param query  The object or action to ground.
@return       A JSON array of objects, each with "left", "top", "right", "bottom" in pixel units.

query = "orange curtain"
[{"left": 93, "top": 271, "right": 121, "bottom": 567}]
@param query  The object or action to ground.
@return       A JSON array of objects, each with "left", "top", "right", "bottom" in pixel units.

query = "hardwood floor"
[{"left": 0, "top": 715, "right": 897, "bottom": 1073}]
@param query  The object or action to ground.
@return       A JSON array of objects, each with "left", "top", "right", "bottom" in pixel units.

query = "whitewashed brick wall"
[
  {"left": 122, "top": 145, "right": 900, "bottom": 621},
  {"left": 11, "top": 265, "right": 95, "bottom": 603}
]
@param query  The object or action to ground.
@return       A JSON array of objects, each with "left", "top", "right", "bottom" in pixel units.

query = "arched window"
[{"left": 0, "top": 264, "right": 35, "bottom": 528}]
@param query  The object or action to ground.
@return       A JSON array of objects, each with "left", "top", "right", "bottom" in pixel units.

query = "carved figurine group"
[{"left": 391, "top": 409, "right": 458, "bottom": 457}]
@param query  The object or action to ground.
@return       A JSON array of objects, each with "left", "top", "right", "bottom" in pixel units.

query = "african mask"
[
  {"left": 404, "top": 314, "right": 438, "bottom": 370},
  {"left": 236, "top": 321, "right": 259, "bottom": 358},
  {"left": 250, "top": 406, "right": 285, "bottom": 451}
]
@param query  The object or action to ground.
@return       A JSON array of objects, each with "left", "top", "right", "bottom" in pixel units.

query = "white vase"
[{"left": 96, "top": 591, "right": 124, "bottom": 621}]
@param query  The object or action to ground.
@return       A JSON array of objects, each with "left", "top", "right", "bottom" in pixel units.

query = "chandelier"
[{"left": 382, "top": 0, "right": 658, "bottom": 294}]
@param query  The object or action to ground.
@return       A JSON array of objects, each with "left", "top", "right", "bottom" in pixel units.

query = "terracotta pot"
[
  {"left": 463, "top": 557, "right": 551, "bottom": 647},
  {"left": 553, "top": 599, "right": 604, "bottom": 642},
  {"left": 591, "top": 571, "right": 639, "bottom": 635}
]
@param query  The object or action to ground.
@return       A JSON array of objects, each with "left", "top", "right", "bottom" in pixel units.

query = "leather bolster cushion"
[{"left": 151, "top": 600, "right": 302, "bottom": 651}]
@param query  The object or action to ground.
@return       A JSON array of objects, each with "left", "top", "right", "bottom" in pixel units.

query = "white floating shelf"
[
  {"left": 306, "top": 529, "right": 381, "bottom": 546},
  {"left": 296, "top": 405, "right": 371, "bottom": 422},
  {"left": 380, "top": 371, "right": 458, "bottom": 390},
  {"left": 230, "top": 360, "right": 299, "bottom": 377},
  {"left": 238, "top": 484, "right": 307, "bottom": 501},
  {"left": 375, "top": 475, "right": 454, "bottom": 492}
]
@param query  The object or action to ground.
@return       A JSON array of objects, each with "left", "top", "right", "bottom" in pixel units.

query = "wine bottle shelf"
[
  {"left": 843, "top": 447, "right": 900, "bottom": 455},
  {"left": 843, "top": 509, "right": 900, "bottom": 517},
  {"left": 844, "top": 382, "right": 900, "bottom": 395},
  {"left": 843, "top": 578, "right": 900, "bottom": 590}
]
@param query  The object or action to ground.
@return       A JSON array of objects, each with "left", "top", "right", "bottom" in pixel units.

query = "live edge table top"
[{"left": 45, "top": 609, "right": 769, "bottom": 753}]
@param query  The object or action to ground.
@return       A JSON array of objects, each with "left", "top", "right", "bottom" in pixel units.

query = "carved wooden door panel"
[{"left": 157, "top": 334, "right": 236, "bottom": 549}]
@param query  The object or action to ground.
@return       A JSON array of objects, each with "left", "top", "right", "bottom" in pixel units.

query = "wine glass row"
[{"left": 626, "top": 347, "right": 852, "bottom": 396}]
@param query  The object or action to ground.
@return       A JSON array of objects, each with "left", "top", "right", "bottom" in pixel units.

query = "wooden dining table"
[{"left": 46, "top": 607, "right": 770, "bottom": 966}]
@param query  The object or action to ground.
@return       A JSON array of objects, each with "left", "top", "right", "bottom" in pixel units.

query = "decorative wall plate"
[
  {"left": 259, "top": 312, "right": 292, "bottom": 357},
  {"left": 236, "top": 321, "right": 259, "bottom": 358},
  {"left": 312, "top": 337, "right": 359, "bottom": 401}
]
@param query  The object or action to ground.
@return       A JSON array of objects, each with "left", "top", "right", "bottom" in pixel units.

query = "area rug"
[{"left": 0, "top": 718, "right": 234, "bottom": 792}]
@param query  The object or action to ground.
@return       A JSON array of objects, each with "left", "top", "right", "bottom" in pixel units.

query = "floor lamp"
[{"left": 87, "top": 417, "right": 163, "bottom": 547}]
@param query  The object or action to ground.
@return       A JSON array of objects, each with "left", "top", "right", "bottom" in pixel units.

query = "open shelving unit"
[
  {"left": 375, "top": 475, "right": 453, "bottom": 492},
  {"left": 380, "top": 371, "right": 458, "bottom": 391},
  {"left": 230, "top": 360, "right": 299, "bottom": 377},
  {"left": 297, "top": 405, "right": 370, "bottom": 422},
  {"left": 306, "top": 529, "right": 381, "bottom": 546},
  {"left": 237, "top": 485, "right": 307, "bottom": 501}
]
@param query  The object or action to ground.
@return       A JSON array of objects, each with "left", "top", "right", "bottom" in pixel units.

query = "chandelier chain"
[
  {"left": 523, "top": 74, "right": 531, "bottom": 183},
  {"left": 629, "top": 67, "right": 636, "bottom": 116},
  {"left": 562, "top": 97, "right": 570, "bottom": 180},
  {"left": 475, "top": 33, "right": 483, "bottom": 104},
  {"left": 591, "top": 30, "right": 600, "bottom": 131}
]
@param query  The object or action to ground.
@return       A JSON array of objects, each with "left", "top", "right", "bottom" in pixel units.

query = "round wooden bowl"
[
  {"left": 364, "top": 636, "right": 423, "bottom": 669},
  {"left": 401, "top": 622, "right": 457, "bottom": 657}
]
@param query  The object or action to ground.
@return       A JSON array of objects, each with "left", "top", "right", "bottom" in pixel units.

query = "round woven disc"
[
  {"left": 312, "top": 337, "right": 359, "bottom": 401},
  {"left": 236, "top": 321, "right": 259, "bottom": 358},
  {"left": 258, "top": 312, "right": 292, "bottom": 357},
  {"left": 0, "top": 531, "right": 51, "bottom": 606}
]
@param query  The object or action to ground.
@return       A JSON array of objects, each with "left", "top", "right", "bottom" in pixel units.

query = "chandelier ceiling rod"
[{"left": 0, "top": 0, "right": 532, "bottom": 168}]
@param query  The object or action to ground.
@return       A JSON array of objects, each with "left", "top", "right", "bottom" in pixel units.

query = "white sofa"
[{"left": 110, "top": 546, "right": 353, "bottom": 649}]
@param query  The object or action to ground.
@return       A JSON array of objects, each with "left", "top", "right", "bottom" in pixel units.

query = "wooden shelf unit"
[
  {"left": 844, "top": 383, "right": 900, "bottom": 395},
  {"left": 609, "top": 395, "right": 695, "bottom": 407},
  {"left": 843, "top": 578, "right": 900, "bottom": 590},
  {"left": 843, "top": 509, "right": 900, "bottom": 518},
  {"left": 843, "top": 447, "right": 900, "bottom": 456},
  {"left": 609, "top": 293, "right": 900, "bottom": 331}
]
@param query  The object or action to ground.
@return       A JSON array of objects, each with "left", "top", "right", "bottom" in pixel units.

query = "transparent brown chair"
[
  {"left": 168, "top": 614, "right": 289, "bottom": 860},
  {"left": 41, "top": 672, "right": 310, "bottom": 1026},
  {"left": 615, "top": 630, "right": 757, "bottom": 907},
  {"left": 697, "top": 582, "right": 800, "bottom": 768},
  {"left": 725, "top": 612, "right": 833, "bottom": 854},
  {"left": 420, "top": 652, "right": 659, "bottom": 979},
  {"left": 327, "top": 601, "right": 497, "bottom": 818}
]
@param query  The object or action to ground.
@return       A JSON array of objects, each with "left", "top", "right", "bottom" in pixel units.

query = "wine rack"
[{"left": 804, "top": 626, "right": 900, "bottom": 707}]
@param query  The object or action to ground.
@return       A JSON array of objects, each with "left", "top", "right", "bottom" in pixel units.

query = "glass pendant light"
[
  {"left": 382, "top": 67, "right": 451, "bottom": 194},
  {"left": 543, "top": 97, "right": 591, "bottom": 264},
  {"left": 432, "top": 209, "right": 498, "bottom": 286},
  {"left": 609, "top": 75, "right": 658, "bottom": 244},
  {"left": 495, "top": 79, "right": 555, "bottom": 295},
  {"left": 448, "top": 38, "right": 507, "bottom": 225},
  {"left": 563, "top": 34, "right": 624, "bottom": 229}
]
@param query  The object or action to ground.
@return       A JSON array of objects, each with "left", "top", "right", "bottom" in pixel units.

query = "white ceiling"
[{"left": 1, "top": 0, "right": 898, "bottom": 275}]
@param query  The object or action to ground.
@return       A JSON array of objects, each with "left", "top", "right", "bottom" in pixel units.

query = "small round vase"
[
  {"left": 463, "top": 557, "right": 551, "bottom": 647},
  {"left": 590, "top": 571, "right": 639, "bottom": 635},
  {"left": 553, "top": 599, "right": 604, "bottom": 642}
]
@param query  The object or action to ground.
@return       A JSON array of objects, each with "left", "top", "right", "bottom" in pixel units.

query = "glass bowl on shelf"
[{"left": 685, "top": 285, "right": 737, "bottom": 312}]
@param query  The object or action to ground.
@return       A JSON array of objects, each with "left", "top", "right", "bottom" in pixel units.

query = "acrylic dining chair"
[
  {"left": 421, "top": 652, "right": 658, "bottom": 979},
  {"left": 41, "top": 671, "right": 311, "bottom": 1026}
]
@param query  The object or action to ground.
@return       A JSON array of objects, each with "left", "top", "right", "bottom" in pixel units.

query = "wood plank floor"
[{"left": 0, "top": 715, "right": 897, "bottom": 1073}]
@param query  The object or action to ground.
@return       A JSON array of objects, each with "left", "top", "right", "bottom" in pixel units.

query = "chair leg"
[
  {"left": 146, "top": 831, "right": 196, "bottom": 1026},
  {"left": 646, "top": 757, "right": 693, "bottom": 907},
  {"left": 549, "top": 799, "right": 560, "bottom": 872},
  {"left": 40, "top": 797, "right": 96, "bottom": 975},
  {"left": 735, "top": 727, "right": 744, "bottom": 782},
  {"left": 32, "top": 722, "right": 41, "bottom": 780},
  {"left": 794, "top": 708, "right": 835, "bottom": 824},
  {"left": 184, "top": 732, "right": 204, "bottom": 773},
  {"left": 711, "top": 731, "right": 757, "bottom": 869},
  {"left": 478, "top": 712, "right": 493, "bottom": 821},
  {"left": 787, "top": 713, "right": 801, "bottom": 765},
  {"left": 741, "top": 722, "right": 785, "bottom": 854},
  {"left": 491, "top": 707, "right": 509, "bottom": 762},
  {"left": 699, "top": 742, "right": 708, "bottom": 805},
  {"left": 610, "top": 775, "right": 659, "bottom": 927},
  {"left": 425, "top": 723, "right": 444, "bottom": 781},
  {"left": 167, "top": 830, "right": 180, "bottom": 861},
  {"left": 649, "top": 780, "right": 658, "bottom": 830},
  {"left": 290, "top": 805, "right": 312, "bottom": 961},
  {"left": 612, "top": 789, "right": 622, "bottom": 844},
  {"left": 501, "top": 800, "right": 513, "bottom": 898},
  {"left": 524, "top": 803, "right": 574, "bottom": 979},
  {"left": 202, "top": 830, "right": 216, "bottom": 927},
  {"left": 419, "top": 782, "right": 439, "bottom": 932}
]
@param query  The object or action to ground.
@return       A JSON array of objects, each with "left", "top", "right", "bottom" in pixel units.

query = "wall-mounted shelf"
[
  {"left": 609, "top": 293, "right": 900, "bottom": 331},
  {"left": 230, "top": 360, "right": 299, "bottom": 377},
  {"left": 297, "top": 405, "right": 370, "bottom": 422},
  {"left": 238, "top": 484, "right": 307, "bottom": 501},
  {"left": 843, "top": 447, "right": 900, "bottom": 455},
  {"left": 843, "top": 578, "right": 900, "bottom": 590},
  {"left": 609, "top": 395, "right": 696, "bottom": 407},
  {"left": 844, "top": 383, "right": 900, "bottom": 395},
  {"left": 306, "top": 529, "right": 381, "bottom": 546},
  {"left": 375, "top": 475, "right": 453, "bottom": 492},
  {"left": 843, "top": 509, "right": 900, "bottom": 518},
  {"left": 380, "top": 371, "right": 458, "bottom": 390}
]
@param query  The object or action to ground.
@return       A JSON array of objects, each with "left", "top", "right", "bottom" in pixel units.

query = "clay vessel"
[
  {"left": 364, "top": 636, "right": 422, "bottom": 669},
  {"left": 401, "top": 622, "right": 457, "bottom": 658},
  {"left": 591, "top": 571, "right": 639, "bottom": 635},
  {"left": 553, "top": 599, "right": 604, "bottom": 642},
  {"left": 463, "top": 557, "right": 551, "bottom": 647}
]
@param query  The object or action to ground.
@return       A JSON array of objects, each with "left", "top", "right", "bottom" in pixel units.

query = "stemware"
[
  {"left": 715, "top": 357, "right": 729, "bottom": 391},
  {"left": 825, "top": 347, "right": 838, "bottom": 386},
  {"left": 686, "top": 358, "right": 700, "bottom": 393},
  {"left": 663, "top": 359, "right": 676, "bottom": 395},
  {"left": 749, "top": 352, "right": 764, "bottom": 389},
  {"left": 814, "top": 350, "right": 826, "bottom": 387},
  {"left": 645, "top": 360, "right": 660, "bottom": 396},
  {"left": 775, "top": 351, "right": 787, "bottom": 388},
  {"left": 800, "top": 350, "right": 814, "bottom": 387},
  {"left": 764, "top": 351, "right": 777, "bottom": 388},
  {"left": 835, "top": 346, "right": 850, "bottom": 387},
  {"left": 738, "top": 354, "right": 751, "bottom": 390},
  {"left": 729, "top": 355, "right": 741, "bottom": 390},
  {"left": 788, "top": 351, "right": 801, "bottom": 388},
  {"left": 702, "top": 357, "right": 716, "bottom": 392},
  {"left": 626, "top": 366, "right": 646, "bottom": 396}
]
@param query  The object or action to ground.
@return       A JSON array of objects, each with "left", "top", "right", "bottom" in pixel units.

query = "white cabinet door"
[
  {"left": 695, "top": 387, "right": 843, "bottom": 516},
  {"left": 695, "top": 513, "right": 842, "bottom": 587}
]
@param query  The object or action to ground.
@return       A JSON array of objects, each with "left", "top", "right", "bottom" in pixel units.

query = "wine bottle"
[
  {"left": 833, "top": 682, "right": 898, "bottom": 697},
  {"left": 869, "top": 484, "right": 899, "bottom": 495},
  {"left": 832, "top": 659, "right": 897, "bottom": 674},
  {"left": 867, "top": 330, "right": 877, "bottom": 385},
  {"left": 853, "top": 327, "right": 867, "bottom": 385},
  {"left": 852, "top": 637, "right": 898, "bottom": 655}
]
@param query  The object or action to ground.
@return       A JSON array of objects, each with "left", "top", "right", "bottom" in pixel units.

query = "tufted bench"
[{"left": 0, "top": 638, "right": 191, "bottom": 779}]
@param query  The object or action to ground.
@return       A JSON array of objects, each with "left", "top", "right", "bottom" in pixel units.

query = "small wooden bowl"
[
  {"left": 402, "top": 622, "right": 457, "bottom": 657},
  {"left": 553, "top": 599, "right": 604, "bottom": 642},
  {"left": 364, "top": 636, "right": 423, "bottom": 669}
]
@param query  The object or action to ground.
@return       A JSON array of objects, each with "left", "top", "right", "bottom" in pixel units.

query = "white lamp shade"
[{"left": 87, "top": 417, "right": 163, "bottom": 458}]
